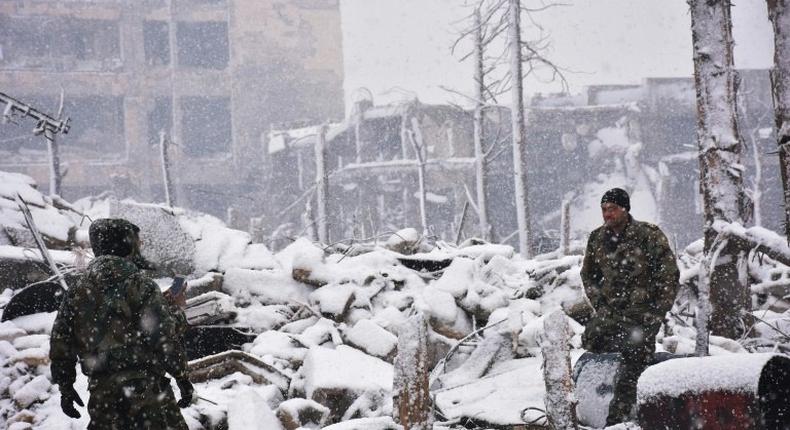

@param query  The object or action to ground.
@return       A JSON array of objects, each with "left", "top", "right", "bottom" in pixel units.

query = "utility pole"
[{"left": 1, "top": 91, "right": 70, "bottom": 196}]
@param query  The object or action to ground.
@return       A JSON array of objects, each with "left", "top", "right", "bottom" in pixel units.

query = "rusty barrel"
[{"left": 638, "top": 353, "right": 790, "bottom": 430}]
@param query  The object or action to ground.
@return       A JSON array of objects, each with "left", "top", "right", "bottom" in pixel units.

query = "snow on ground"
[{"left": 1, "top": 179, "right": 789, "bottom": 429}]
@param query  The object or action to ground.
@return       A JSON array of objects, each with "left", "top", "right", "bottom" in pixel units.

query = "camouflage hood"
[
  {"left": 89, "top": 218, "right": 140, "bottom": 258},
  {"left": 86, "top": 254, "right": 140, "bottom": 288}
]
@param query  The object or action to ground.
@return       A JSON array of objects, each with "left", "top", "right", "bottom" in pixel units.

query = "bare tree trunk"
[
  {"left": 767, "top": 0, "right": 790, "bottom": 241},
  {"left": 560, "top": 197, "right": 571, "bottom": 255},
  {"left": 45, "top": 130, "right": 62, "bottom": 196},
  {"left": 315, "top": 124, "right": 329, "bottom": 243},
  {"left": 749, "top": 127, "right": 764, "bottom": 226},
  {"left": 689, "top": 0, "right": 749, "bottom": 338},
  {"left": 159, "top": 131, "right": 176, "bottom": 207},
  {"left": 540, "top": 310, "right": 578, "bottom": 430},
  {"left": 393, "top": 313, "right": 432, "bottom": 430},
  {"left": 694, "top": 238, "right": 717, "bottom": 356},
  {"left": 410, "top": 116, "right": 429, "bottom": 234},
  {"left": 473, "top": 8, "right": 491, "bottom": 242},
  {"left": 508, "top": 0, "right": 533, "bottom": 258}
]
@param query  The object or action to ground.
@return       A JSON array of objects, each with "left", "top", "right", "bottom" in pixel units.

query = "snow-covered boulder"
[
  {"left": 276, "top": 398, "right": 330, "bottom": 430},
  {"left": 227, "top": 387, "right": 284, "bottom": 430},
  {"left": 344, "top": 320, "right": 398, "bottom": 361},
  {"left": 223, "top": 268, "right": 312, "bottom": 306},
  {"left": 297, "top": 345, "right": 393, "bottom": 422},
  {"left": 109, "top": 200, "right": 196, "bottom": 275}
]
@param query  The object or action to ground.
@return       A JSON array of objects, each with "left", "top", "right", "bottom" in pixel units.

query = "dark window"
[
  {"left": 64, "top": 95, "right": 126, "bottom": 154},
  {"left": 144, "top": 21, "right": 170, "bottom": 66},
  {"left": 176, "top": 21, "right": 229, "bottom": 69},
  {"left": 0, "top": 16, "right": 120, "bottom": 70},
  {"left": 148, "top": 97, "right": 173, "bottom": 147},
  {"left": 181, "top": 96, "right": 231, "bottom": 156}
]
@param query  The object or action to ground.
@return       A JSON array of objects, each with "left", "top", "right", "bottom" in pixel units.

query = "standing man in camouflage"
[
  {"left": 50, "top": 218, "right": 194, "bottom": 429},
  {"left": 580, "top": 188, "right": 680, "bottom": 425}
]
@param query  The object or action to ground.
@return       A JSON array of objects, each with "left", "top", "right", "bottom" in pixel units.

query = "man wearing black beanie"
[{"left": 580, "top": 188, "right": 680, "bottom": 425}]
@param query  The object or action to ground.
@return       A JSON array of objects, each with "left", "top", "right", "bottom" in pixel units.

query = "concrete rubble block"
[
  {"left": 384, "top": 228, "right": 424, "bottom": 255},
  {"left": 9, "top": 346, "right": 50, "bottom": 367},
  {"left": 276, "top": 398, "right": 330, "bottom": 430},
  {"left": 309, "top": 283, "right": 356, "bottom": 321},
  {"left": 8, "top": 422, "right": 33, "bottom": 430},
  {"left": 109, "top": 200, "right": 196, "bottom": 276},
  {"left": 223, "top": 268, "right": 312, "bottom": 306},
  {"left": 12, "top": 334, "right": 48, "bottom": 350},
  {"left": 185, "top": 272, "right": 224, "bottom": 299},
  {"left": 344, "top": 319, "right": 398, "bottom": 361},
  {"left": 0, "top": 322, "right": 26, "bottom": 343},
  {"left": 185, "top": 291, "right": 237, "bottom": 325},
  {"left": 321, "top": 417, "right": 403, "bottom": 430},
  {"left": 419, "top": 286, "right": 472, "bottom": 340},
  {"left": 300, "top": 345, "right": 393, "bottom": 423},
  {"left": 227, "top": 387, "right": 284, "bottom": 430},
  {"left": 432, "top": 332, "right": 512, "bottom": 390},
  {"left": 7, "top": 409, "right": 36, "bottom": 426},
  {"left": 189, "top": 350, "right": 291, "bottom": 392},
  {"left": 13, "top": 375, "right": 50, "bottom": 409}
]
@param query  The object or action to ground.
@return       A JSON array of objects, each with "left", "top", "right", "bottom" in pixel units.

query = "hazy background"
[{"left": 340, "top": 0, "right": 774, "bottom": 110}]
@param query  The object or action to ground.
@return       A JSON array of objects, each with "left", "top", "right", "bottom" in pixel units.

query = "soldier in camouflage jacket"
[
  {"left": 580, "top": 188, "right": 680, "bottom": 426},
  {"left": 50, "top": 218, "right": 193, "bottom": 429}
]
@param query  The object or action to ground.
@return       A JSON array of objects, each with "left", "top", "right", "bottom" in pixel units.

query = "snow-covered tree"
[
  {"left": 688, "top": 0, "right": 749, "bottom": 338},
  {"left": 767, "top": 0, "right": 790, "bottom": 240},
  {"left": 452, "top": 0, "right": 567, "bottom": 255}
]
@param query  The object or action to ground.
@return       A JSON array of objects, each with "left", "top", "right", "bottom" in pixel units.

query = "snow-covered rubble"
[
  {"left": 0, "top": 172, "right": 84, "bottom": 250},
  {"left": 1, "top": 176, "right": 789, "bottom": 429}
]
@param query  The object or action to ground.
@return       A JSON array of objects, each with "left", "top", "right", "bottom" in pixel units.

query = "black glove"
[
  {"left": 176, "top": 379, "right": 194, "bottom": 408},
  {"left": 60, "top": 385, "right": 84, "bottom": 419}
]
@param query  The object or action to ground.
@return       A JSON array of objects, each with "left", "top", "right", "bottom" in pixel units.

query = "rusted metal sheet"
[{"left": 640, "top": 391, "right": 758, "bottom": 429}]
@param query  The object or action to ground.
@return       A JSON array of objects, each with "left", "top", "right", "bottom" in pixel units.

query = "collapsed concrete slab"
[{"left": 109, "top": 200, "right": 196, "bottom": 276}]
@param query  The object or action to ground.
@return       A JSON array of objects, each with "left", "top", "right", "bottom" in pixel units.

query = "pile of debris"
[{"left": 1, "top": 172, "right": 789, "bottom": 429}]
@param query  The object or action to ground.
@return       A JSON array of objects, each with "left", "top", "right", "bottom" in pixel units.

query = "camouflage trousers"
[
  {"left": 87, "top": 373, "right": 188, "bottom": 430},
  {"left": 582, "top": 316, "right": 659, "bottom": 425}
]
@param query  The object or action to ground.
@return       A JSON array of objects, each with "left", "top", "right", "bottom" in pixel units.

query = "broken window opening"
[
  {"left": 144, "top": 20, "right": 170, "bottom": 66},
  {"left": 181, "top": 96, "right": 232, "bottom": 157},
  {"left": 176, "top": 21, "right": 229, "bottom": 69},
  {"left": 0, "top": 16, "right": 120, "bottom": 71}
]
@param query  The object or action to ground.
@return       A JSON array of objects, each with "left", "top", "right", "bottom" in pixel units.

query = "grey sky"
[{"left": 340, "top": 0, "right": 774, "bottom": 109}]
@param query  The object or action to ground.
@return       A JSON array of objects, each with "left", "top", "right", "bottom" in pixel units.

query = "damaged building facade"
[
  {"left": 0, "top": 0, "right": 344, "bottom": 219},
  {"left": 268, "top": 70, "right": 780, "bottom": 251}
]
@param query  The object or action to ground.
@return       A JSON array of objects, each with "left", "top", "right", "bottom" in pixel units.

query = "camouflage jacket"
[
  {"left": 167, "top": 301, "right": 189, "bottom": 344},
  {"left": 50, "top": 255, "right": 189, "bottom": 387},
  {"left": 580, "top": 216, "right": 680, "bottom": 328}
]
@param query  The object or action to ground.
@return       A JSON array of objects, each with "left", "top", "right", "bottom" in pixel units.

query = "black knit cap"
[
  {"left": 89, "top": 218, "right": 140, "bottom": 257},
  {"left": 601, "top": 188, "right": 630, "bottom": 211}
]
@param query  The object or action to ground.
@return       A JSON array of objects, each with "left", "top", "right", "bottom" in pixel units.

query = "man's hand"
[
  {"left": 60, "top": 385, "right": 84, "bottom": 418},
  {"left": 176, "top": 378, "right": 194, "bottom": 408}
]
